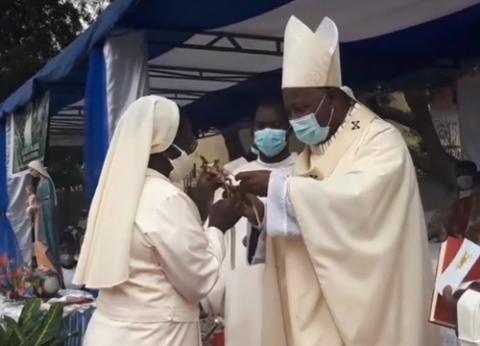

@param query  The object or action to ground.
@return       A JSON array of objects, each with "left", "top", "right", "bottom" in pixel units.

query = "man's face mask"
[
  {"left": 254, "top": 128, "right": 287, "bottom": 157},
  {"left": 60, "top": 253, "right": 75, "bottom": 269},
  {"left": 457, "top": 175, "right": 474, "bottom": 191},
  {"left": 168, "top": 144, "right": 197, "bottom": 182},
  {"left": 289, "top": 95, "right": 334, "bottom": 145}
]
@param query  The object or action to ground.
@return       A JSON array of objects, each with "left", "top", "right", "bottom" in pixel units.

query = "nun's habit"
[{"left": 74, "top": 96, "right": 225, "bottom": 346}]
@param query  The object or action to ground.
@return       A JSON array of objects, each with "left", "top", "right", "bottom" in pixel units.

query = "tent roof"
[{"left": 3, "top": 0, "right": 480, "bottom": 131}]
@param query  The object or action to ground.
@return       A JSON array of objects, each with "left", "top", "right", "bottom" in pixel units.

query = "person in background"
[
  {"left": 28, "top": 160, "right": 63, "bottom": 284},
  {"left": 428, "top": 160, "right": 479, "bottom": 242},
  {"left": 59, "top": 235, "right": 80, "bottom": 289},
  {"left": 456, "top": 161, "right": 478, "bottom": 197},
  {"left": 236, "top": 16, "right": 439, "bottom": 345},
  {"left": 442, "top": 278, "right": 480, "bottom": 345},
  {"left": 201, "top": 98, "right": 296, "bottom": 346},
  {"left": 74, "top": 96, "right": 242, "bottom": 346},
  {"left": 438, "top": 163, "right": 480, "bottom": 346}
]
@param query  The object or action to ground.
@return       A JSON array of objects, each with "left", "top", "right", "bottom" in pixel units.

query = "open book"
[{"left": 430, "top": 237, "right": 480, "bottom": 328}]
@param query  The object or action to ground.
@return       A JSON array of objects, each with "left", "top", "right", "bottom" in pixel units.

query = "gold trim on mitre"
[{"left": 282, "top": 16, "right": 341, "bottom": 88}]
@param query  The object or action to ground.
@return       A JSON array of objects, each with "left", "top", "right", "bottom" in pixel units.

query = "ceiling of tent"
[{"left": 6, "top": 0, "right": 480, "bottom": 138}]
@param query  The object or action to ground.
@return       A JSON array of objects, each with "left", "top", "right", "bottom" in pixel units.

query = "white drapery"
[
  {"left": 103, "top": 31, "right": 150, "bottom": 137},
  {"left": 6, "top": 115, "right": 32, "bottom": 263}
]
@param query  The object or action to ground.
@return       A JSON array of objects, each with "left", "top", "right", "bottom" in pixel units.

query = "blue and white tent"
[
  {"left": 3, "top": 0, "right": 480, "bottom": 122},
  {"left": 2, "top": 0, "right": 480, "bottom": 266}
]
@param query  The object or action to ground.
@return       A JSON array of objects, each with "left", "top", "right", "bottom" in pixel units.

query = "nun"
[{"left": 74, "top": 96, "right": 241, "bottom": 345}]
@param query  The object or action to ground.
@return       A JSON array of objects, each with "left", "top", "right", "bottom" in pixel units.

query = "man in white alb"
[{"left": 202, "top": 98, "right": 296, "bottom": 346}]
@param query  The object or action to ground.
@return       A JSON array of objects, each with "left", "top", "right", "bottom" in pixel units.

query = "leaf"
[
  {"left": 49, "top": 331, "right": 82, "bottom": 346},
  {"left": 18, "top": 298, "right": 41, "bottom": 328},
  {"left": 4, "top": 316, "right": 24, "bottom": 344},
  {"left": 1, "top": 318, "right": 14, "bottom": 344},
  {"left": 21, "top": 317, "right": 48, "bottom": 346},
  {"left": 32, "top": 303, "right": 63, "bottom": 346},
  {"left": 0, "top": 324, "right": 8, "bottom": 345}
]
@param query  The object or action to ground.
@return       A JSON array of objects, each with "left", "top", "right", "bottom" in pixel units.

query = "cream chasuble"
[{"left": 262, "top": 104, "right": 440, "bottom": 346}]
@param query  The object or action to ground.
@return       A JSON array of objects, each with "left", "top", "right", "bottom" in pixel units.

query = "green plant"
[{"left": 0, "top": 298, "right": 80, "bottom": 346}]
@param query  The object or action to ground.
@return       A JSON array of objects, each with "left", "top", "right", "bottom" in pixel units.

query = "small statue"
[{"left": 27, "top": 160, "right": 63, "bottom": 287}]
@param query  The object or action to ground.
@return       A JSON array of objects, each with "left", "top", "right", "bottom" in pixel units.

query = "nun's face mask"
[{"left": 168, "top": 141, "right": 198, "bottom": 182}]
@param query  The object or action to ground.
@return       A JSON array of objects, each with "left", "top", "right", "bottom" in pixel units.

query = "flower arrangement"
[{"left": 0, "top": 255, "right": 38, "bottom": 300}]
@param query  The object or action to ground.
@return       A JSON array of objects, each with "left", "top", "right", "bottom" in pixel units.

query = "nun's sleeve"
[
  {"left": 200, "top": 187, "right": 228, "bottom": 315},
  {"left": 141, "top": 192, "right": 225, "bottom": 303}
]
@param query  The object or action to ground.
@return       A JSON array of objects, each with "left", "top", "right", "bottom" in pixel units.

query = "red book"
[
  {"left": 430, "top": 237, "right": 480, "bottom": 328},
  {"left": 212, "top": 332, "right": 224, "bottom": 346}
]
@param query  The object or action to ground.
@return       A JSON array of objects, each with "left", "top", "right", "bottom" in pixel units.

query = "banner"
[{"left": 10, "top": 93, "right": 50, "bottom": 175}]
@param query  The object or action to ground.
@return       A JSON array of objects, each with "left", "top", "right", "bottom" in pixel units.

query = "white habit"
[
  {"left": 83, "top": 170, "right": 224, "bottom": 345},
  {"left": 74, "top": 96, "right": 225, "bottom": 346}
]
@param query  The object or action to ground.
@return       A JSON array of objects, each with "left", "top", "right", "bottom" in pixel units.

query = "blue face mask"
[
  {"left": 254, "top": 128, "right": 287, "bottom": 157},
  {"left": 289, "top": 96, "right": 333, "bottom": 146}
]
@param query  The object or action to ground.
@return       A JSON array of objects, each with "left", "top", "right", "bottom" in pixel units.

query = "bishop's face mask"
[
  {"left": 168, "top": 144, "right": 197, "bottom": 182},
  {"left": 254, "top": 128, "right": 287, "bottom": 157},
  {"left": 289, "top": 95, "right": 333, "bottom": 145}
]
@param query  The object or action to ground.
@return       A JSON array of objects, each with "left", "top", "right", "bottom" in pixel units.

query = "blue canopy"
[{"left": 2, "top": 0, "right": 480, "bottom": 130}]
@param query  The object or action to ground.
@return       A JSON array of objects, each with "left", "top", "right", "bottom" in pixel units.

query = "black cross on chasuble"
[{"left": 351, "top": 120, "right": 360, "bottom": 130}]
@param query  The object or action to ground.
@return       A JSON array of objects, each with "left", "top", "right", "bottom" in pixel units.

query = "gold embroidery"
[{"left": 457, "top": 251, "right": 472, "bottom": 269}]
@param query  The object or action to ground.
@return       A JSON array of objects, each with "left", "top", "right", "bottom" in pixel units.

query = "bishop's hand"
[{"left": 235, "top": 170, "right": 271, "bottom": 197}]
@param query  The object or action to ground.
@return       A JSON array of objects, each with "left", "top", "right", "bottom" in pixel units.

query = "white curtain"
[
  {"left": 6, "top": 115, "right": 32, "bottom": 263},
  {"left": 103, "top": 31, "right": 149, "bottom": 136}
]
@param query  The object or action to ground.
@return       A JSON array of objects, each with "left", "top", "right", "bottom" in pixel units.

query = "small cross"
[{"left": 351, "top": 121, "right": 360, "bottom": 130}]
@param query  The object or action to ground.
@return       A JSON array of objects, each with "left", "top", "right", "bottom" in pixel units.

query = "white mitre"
[{"left": 282, "top": 16, "right": 341, "bottom": 88}]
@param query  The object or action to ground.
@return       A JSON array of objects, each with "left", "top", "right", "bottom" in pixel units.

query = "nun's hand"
[
  {"left": 196, "top": 171, "right": 223, "bottom": 195},
  {"left": 236, "top": 170, "right": 271, "bottom": 197},
  {"left": 189, "top": 172, "right": 223, "bottom": 221},
  {"left": 208, "top": 198, "right": 243, "bottom": 232}
]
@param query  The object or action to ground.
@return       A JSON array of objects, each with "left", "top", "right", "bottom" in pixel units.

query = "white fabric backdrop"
[
  {"left": 103, "top": 31, "right": 150, "bottom": 137},
  {"left": 6, "top": 115, "right": 32, "bottom": 263}
]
